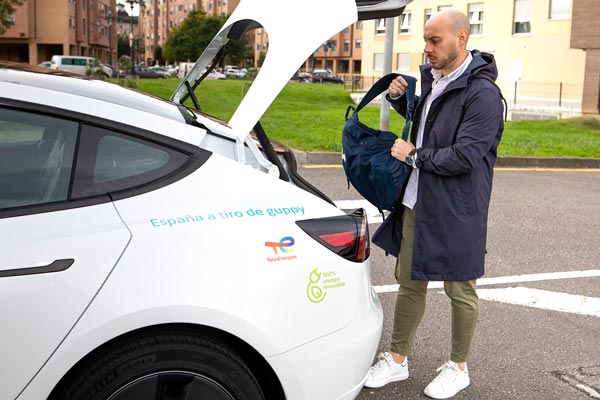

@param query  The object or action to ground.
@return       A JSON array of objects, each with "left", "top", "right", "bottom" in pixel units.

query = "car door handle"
[{"left": 0, "top": 258, "right": 75, "bottom": 278}]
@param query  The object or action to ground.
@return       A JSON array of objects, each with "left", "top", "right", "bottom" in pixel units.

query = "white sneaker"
[
  {"left": 424, "top": 361, "right": 470, "bottom": 399},
  {"left": 364, "top": 352, "right": 409, "bottom": 388}
]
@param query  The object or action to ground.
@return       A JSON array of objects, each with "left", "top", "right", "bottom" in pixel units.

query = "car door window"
[
  {"left": 0, "top": 108, "right": 78, "bottom": 209},
  {"left": 72, "top": 125, "right": 189, "bottom": 198}
]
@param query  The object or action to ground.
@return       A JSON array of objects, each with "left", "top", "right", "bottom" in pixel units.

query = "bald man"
[{"left": 367, "top": 8, "right": 505, "bottom": 399}]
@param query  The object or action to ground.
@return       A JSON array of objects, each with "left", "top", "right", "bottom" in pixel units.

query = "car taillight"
[{"left": 296, "top": 208, "right": 370, "bottom": 262}]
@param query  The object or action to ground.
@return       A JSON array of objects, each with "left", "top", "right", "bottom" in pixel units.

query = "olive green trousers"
[{"left": 390, "top": 206, "right": 479, "bottom": 363}]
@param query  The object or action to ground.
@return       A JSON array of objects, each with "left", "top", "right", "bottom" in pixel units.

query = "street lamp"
[{"left": 123, "top": 0, "right": 146, "bottom": 72}]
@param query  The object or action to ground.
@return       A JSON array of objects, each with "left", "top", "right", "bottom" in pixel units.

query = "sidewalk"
[{"left": 293, "top": 150, "right": 600, "bottom": 168}]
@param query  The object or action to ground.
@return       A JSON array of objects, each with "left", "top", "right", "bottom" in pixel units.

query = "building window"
[
  {"left": 374, "top": 53, "right": 384, "bottom": 71},
  {"left": 356, "top": 21, "right": 363, "bottom": 29},
  {"left": 376, "top": 18, "right": 386, "bottom": 35},
  {"left": 344, "top": 27, "right": 350, "bottom": 34},
  {"left": 344, "top": 39, "right": 350, "bottom": 52},
  {"left": 397, "top": 53, "right": 410, "bottom": 71},
  {"left": 399, "top": 11, "right": 412, "bottom": 34},
  {"left": 355, "top": 39, "right": 362, "bottom": 49},
  {"left": 549, "top": 0, "right": 570, "bottom": 19},
  {"left": 438, "top": 5, "right": 453, "bottom": 12},
  {"left": 7, "top": 13, "right": 15, "bottom": 26},
  {"left": 468, "top": 3, "right": 484, "bottom": 36},
  {"left": 513, "top": 0, "right": 532, "bottom": 34},
  {"left": 424, "top": 8, "right": 432, "bottom": 25}
]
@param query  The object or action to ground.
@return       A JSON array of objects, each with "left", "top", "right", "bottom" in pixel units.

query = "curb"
[{"left": 293, "top": 150, "right": 600, "bottom": 169}]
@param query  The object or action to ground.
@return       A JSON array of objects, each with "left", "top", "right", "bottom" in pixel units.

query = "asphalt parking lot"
[{"left": 299, "top": 164, "right": 600, "bottom": 400}]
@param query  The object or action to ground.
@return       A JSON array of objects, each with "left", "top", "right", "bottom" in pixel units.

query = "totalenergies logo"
[
  {"left": 264, "top": 236, "right": 297, "bottom": 262},
  {"left": 264, "top": 236, "right": 295, "bottom": 254}
]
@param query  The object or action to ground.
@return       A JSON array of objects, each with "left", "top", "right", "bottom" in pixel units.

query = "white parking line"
[
  {"left": 373, "top": 269, "right": 600, "bottom": 293},
  {"left": 557, "top": 373, "right": 600, "bottom": 399},
  {"left": 476, "top": 287, "right": 600, "bottom": 317}
]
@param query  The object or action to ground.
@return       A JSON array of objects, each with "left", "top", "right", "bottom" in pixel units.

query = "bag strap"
[{"left": 354, "top": 73, "right": 417, "bottom": 141}]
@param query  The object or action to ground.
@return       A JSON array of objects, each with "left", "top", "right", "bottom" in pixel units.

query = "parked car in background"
[
  {"left": 293, "top": 71, "right": 312, "bottom": 82},
  {"left": 38, "top": 61, "right": 51, "bottom": 68},
  {"left": 166, "top": 65, "right": 178, "bottom": 75},
  {"left": 202, "top": 68, "right": 226, "bottom": 79},
  {"left": 225, "top": 67, "right": 241, "bottom": 77},
  {"left": 224, "top": 67, "right": 247, "bottom": 78},
  {"left": 148, "top": 66, "right": 172, "bottom": 78},
  {"left": 132, "top": 65, "right": 168, "bottom": 79},
  {"left": 50, "top": 55, "right": 95, "bottom": 76},
  {"left": 310, "top": 69, "right": 344, "bottom": 84},
  {"left": 101, "top": 64, "right": 122, "bottom": 78},
  {"left": 177, "top": 62, "right": 195, "bottom": 79}
]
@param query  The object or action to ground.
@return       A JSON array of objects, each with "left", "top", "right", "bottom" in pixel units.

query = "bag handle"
[{"left": 354, "top": 73, "right": 417, "bottom": 140}]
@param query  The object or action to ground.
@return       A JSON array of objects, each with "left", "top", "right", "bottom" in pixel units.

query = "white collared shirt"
[{"left": 402, "top": 51, "right": 473, "bottom": 209}]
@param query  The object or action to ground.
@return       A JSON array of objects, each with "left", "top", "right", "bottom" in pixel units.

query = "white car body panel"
[
  {"left": 17, "top": 156, "right": 380, "bottom": 400},
  {"left": 225, "top": 0, "right": 357, "bottom": 138},
  {"left": 0, "top": 205, "right": 130, "bottom": 399}
]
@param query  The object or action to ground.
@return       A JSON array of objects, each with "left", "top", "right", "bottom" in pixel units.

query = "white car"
[{"left": 0, "top": 0, "right": 410, "bottom": 399}]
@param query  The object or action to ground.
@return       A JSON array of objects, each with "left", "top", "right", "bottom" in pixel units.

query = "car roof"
[{"left": 0, "top": 61, "right": 184, "bottom": 122}]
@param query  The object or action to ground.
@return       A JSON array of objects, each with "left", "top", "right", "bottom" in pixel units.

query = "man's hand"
[
  {"left": 389, "top": 75, "right": 409, "bottom": 98},
  {"left": 391, "top": 138, "right": 415, "bottom": 161}
]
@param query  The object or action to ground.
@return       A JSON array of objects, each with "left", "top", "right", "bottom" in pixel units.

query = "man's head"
[{"left": 423, "top": 9, "right": 470, "bottom": 75}]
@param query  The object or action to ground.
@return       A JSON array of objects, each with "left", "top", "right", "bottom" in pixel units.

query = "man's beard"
[{"left": 434, "top": 46, "right": 459, "bottom": 71}]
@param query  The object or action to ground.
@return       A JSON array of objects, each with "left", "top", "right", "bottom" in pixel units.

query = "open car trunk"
[{"left": 171, "top": 0, "right": 412, "bottom": 203}]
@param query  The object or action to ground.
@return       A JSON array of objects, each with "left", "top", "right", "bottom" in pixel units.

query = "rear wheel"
[{"left": 51, "top": 328, "right": 265, "bottom": 400}]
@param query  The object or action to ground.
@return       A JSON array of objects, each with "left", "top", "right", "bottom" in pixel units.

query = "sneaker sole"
[
  {"left": 423, "top": 379, "right": 470, "bottom": 399},
  {"left": 363, "top": 373, "right": 409, "bottom": 389}
]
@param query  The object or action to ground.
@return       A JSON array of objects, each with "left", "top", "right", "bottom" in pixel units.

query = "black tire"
[{"left": 51, "top": 328, "right": 265, "bottom": 400}]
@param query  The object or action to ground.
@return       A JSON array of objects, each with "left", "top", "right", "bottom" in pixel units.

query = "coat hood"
[{"left": 465, "top": 50, "right": 499, "bottom": 82}]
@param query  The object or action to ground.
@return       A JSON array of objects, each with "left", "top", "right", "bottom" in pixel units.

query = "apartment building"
[
  {"left": 140, "top": 0, "right": 241, "bottom": 65},
  {"left": 358, "top": 0, "right": 587, "bottom": 111},
  {"left": 296, "top": 22, "right": 363, "bottom": 75},
  {"left": 0, "top": 0, "right": 117, "bottom": 66}
]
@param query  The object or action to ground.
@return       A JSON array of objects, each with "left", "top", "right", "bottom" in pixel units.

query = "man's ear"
[{"left": 457, "top": 29, "right": 468, "bottom": 46}]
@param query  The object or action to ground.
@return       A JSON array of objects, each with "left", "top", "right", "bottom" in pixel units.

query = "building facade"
[
  {"left": 359, "top": 0, "right": 586, "bottom": 110},
  {"left": 0, "top": 0, "right": 117, "bottom": 66},
  {"left": 570, "top": 0, "right": 600, "bottom": 118},
  {"left": 298, "top": 21, "right": 363, "bottom": 75},
  {"left": 140, "top": 0, "right": 241, "bottom": 65}
]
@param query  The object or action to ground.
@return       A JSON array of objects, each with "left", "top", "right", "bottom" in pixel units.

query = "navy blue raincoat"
[{"left": 372, "top": 50, "right": 505, "bottom": 281}]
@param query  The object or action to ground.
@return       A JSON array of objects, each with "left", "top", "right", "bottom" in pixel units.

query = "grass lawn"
[{"left": 132, "top": 78, "right": 600, "bottom": 158}]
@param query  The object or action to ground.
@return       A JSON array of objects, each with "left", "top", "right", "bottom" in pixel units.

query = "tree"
[
  {"left": 222, "top": 34, "right": 250, "bottom": 67},
  {"left": 164, "top": 10, "right": 249, "bottom": 65},
  {"left": 153, "top": 45, "right": 163, "bottom": 65},
  {"left": 0, "top": 0, "right": 24, "bottom": 35},
  {"left": 117, "top": 34, "right": 130, "bottom": 58}
]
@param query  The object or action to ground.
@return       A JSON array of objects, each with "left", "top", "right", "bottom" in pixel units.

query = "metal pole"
[
  {"left": 380, "top": 17, "right": 394, "bottom": 131},
  {"left": 130, "top": 2, "right": 134, "bottom": 69},
  {"left": 107, "top": 14, "right": 112, "bottom": 66},
  {"left": 559, "top": 82, "right": 563, "bottom": 107}
]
